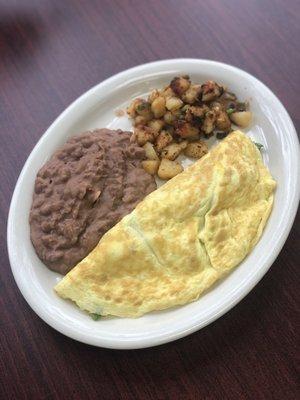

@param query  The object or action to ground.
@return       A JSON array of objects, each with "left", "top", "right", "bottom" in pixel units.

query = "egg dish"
[{"left": 55, "top": 130, "right": 276, "bottom": 318}]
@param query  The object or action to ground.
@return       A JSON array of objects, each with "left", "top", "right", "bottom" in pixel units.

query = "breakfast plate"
[{"left": 7, "top": 59, "right": 300, "bottom": 349}]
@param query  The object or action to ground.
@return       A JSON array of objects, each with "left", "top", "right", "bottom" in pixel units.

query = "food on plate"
[
  {"left": 184, "top": 141, "right": 208, "bottom": 159},
  {"left": 141, "top": 160, "right": 160, "bottom": 175},
  {"left": 30, "top": 129, "right": 157, "bottom": 274},
  {"left": 127, "top": 76, "right": 252, "bottom": 179},
  {"left": 55, "top": 131, "right": 276, "bottom": 318},
  {"left": 229, "top": 111, "right": 252, "bottom": 128},
  {"left": 157, "top": 158, "right": 183, "bottom": 180}
]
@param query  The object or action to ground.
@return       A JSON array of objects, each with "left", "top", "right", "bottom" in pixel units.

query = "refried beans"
[{"left": 30, "top": 129, "right": 157, "bottom": 274}]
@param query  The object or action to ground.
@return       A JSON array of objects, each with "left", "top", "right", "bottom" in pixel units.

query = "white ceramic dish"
[{"left": 7, "top": 59, "right": 300, "bottom": 349}]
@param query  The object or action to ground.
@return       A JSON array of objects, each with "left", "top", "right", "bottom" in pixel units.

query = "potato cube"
[
  {"left": 230, "top": 111, "right": 252, "bottom": 128},
  {"left": 170, "top": 76, "right": 191, "bottom": 96},
  {"left": 134, "top": 116, "right": 147, "bottom": 126},
  {"left": 147, "top": 119, "right": 165, "bottom": 136},
  {"left": 151, "top": 96, "right": 166, "bottom": 118},
  {"left": 134, "top": 127, "right": 155, "bottom": 146},
  {"left": 181, "top": 85, "right": 201, "bottom": 104},
  {"left": 184, "top": 141, "right": 208, "bottom": 159},
  {"left": 155, "top": 130, "right": 173, "bottom": 152},
  {"left": 161, "top": 143, "right": 183, "bottom": 161},
  {"left": 142, "top": 160, "right": 160, "bottom": 175},
  {"left": 148, "top": 89, "right": 160, "bottom": 104},
  {"left": 161, "top": 86, "right": 176, "bottom": 99},
  {"left": 175, "top": 122, "right": 199, "bottom": 139},
  {"left": 143, "top": 142, "right": 159, "bottom": 160},
  {"left": 127, "top": 98, "right": 143, "bottom": 118},
  {"left": 215, "top": 111, "right": 231, "bottom": 132},
  {"left": 164, "top": 111, "right": 176, "bottom": 125},
  {"left": 158, "top": 159, "right": 183, "bottom": 180},
  {"left": 165, "top": 97, "right": 183, "bottom": 111},
  {"left": 202, "top": 110, "right": 217, "bottom": 135}
]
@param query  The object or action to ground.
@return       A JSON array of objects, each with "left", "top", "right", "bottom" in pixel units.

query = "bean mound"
[{"left": 30, "top": 129, "right": 157, "bottom": 274}]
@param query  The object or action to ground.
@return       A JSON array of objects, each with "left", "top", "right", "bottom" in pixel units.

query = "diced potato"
[
  {"left": 148, "top": 89, "right": 160, "bottom": 104},
  {"left": 202, "top": 110, "right": 217, "bottom": 135},
  {"left": 161, "top": 143, "right": 183, "bottom": 160},
  {"left": 175, "top": 122, "right": 199, "bottom": 139},
  {"left": 161, "top": 86, "right": 176, "bottom": 99},
  {"left": 215, "top": 111, "right": 231, "bottom": 132},
  {"left": 230, "top": 111, "right": 252, "bottom": 128},
  {"left": 143, "top": 142, "right": 159, "bottom": 160},
  {"left": 189, "top": 105, "right": 208, "bottom": 118},
  {"left": 147, "top": 119, "right": 165, "bottom": 136},
  {"left": 184, "top": 141, "right": 208, "bottom": 159},
  {"left": 170, "top": 76, "right": 191, "bottom": 96},
  {"left": 164, "top": 111, "right": 176, "bottom": 125},
  {"left": 127, "top": 98, "right": 143, "bottom": 118},
  {"left": 158, "top": 159, "right": 183, "bottom": 180},
  {"left": 155, "top": 130, "right": 173, "bottom": 152},
  {"left": 142, "top": 160, "right": 160, "bottom": 175},
  {"left": 182, "top": 85, "right": 201, "bottom": 104},
  {"left": 134, "top": 116, "right": 147, "bottom": 126},
  {"left": 135, "top": 100, "right": 153, "bottom": 121},
  {"left": 134, "top": 127, "right": 155, "bottom": 146},
  {"left": 151, "top": 96, "right": 167, "bottom": 118},
  {"left": 201, "top": 81, "right": 223, "bottom": 102},
  {"left": 165, "top": 97, "right": 183, "bottom": 111},
  {"left": 185, "top": 105, "right": 208, "bottom": 123}
]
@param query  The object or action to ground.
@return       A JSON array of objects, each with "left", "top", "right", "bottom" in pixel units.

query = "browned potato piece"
[
  {"left": 175, "top": 122, "right": 199, "bottom": 139},
  {"left": 143, "top": 142, "right": 159, "bottom": 160},
  {"left": 148, "top": 89, "right": 160, "bottom": 103},
  {"left": 170, "top": 76, "right": 191, "bottom": 96},
  {"left": 202, "top": 110, "right": 217, "bottom": 135},
  {"left": 185, "top": 105, "right": 209, "bottom": 123},
  {"left": 151, "top": 96, "right": 166, "bottom": 118},
  {"left": 201, "top": 81, "right": 223, "bottom": 102},
  {"left": 142, "top": 160, "right": 160, "bottom": 175},
  {"left": 158, "top": 159, "right": 183, "bottom": 180},
  {"left": 189, "top": 105, "right": 208, "bottom": 118},
  {"left": 147, "top": 119, "right": 165, "bottom": 136},
  {"left": 164, "top": 111, "right": 176, "bottom": 125},
  {"left": 134, "top": 126, "right": 155, "bottom": 146},
  {"left": 184, "top": 141, "right": 208, "bottom": 159},
  {"left": 135, "top": 100, "right": 153, "bottom": 121},
  {"left": 161, "top": 86, "right": 176, "bottom": 99},
  {"left": 181, "top": 85, "right": 201, "bottom": 104},
  {"left": 165, "top": 97, "right": 183, "bottom": 111},
  {"left": 155, "top": 130, "right": 173, "bottom": 152},
  {"left": 134, "top": 116, "right": 147, "bottom": 126},
  {"left": 127, "top": 98, "right": 144, "bottom": 118},
  {"left": 230, "top": 111, "right": 252, "bottom": 128},
  {"left": 215, "top": 111, "right": 231, "bottom": 132},
  {"left": 161, "top": 143, "right": 183, "bottom": 161}
]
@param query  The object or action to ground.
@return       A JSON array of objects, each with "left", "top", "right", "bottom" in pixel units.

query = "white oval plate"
[{"left": 7, "top": 59, "right": 300, "bottom": 349}]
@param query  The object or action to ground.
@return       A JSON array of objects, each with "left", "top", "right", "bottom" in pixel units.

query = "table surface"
[{"left": 1, "top": 0, "right": 299, "bottom": 399}]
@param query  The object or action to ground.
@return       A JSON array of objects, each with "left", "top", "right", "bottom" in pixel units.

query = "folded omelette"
[{"left": 55, "top": 131, "right": 276, "bottom": 318}]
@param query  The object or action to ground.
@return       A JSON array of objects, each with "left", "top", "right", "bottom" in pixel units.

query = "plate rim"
[{"left": 7, "top": 58, "right": 300, "bottom": 349}]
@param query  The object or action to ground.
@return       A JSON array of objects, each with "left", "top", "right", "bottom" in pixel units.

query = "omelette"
[{"left": 55, "top": 131, "right": 276, "bottom": 318}]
